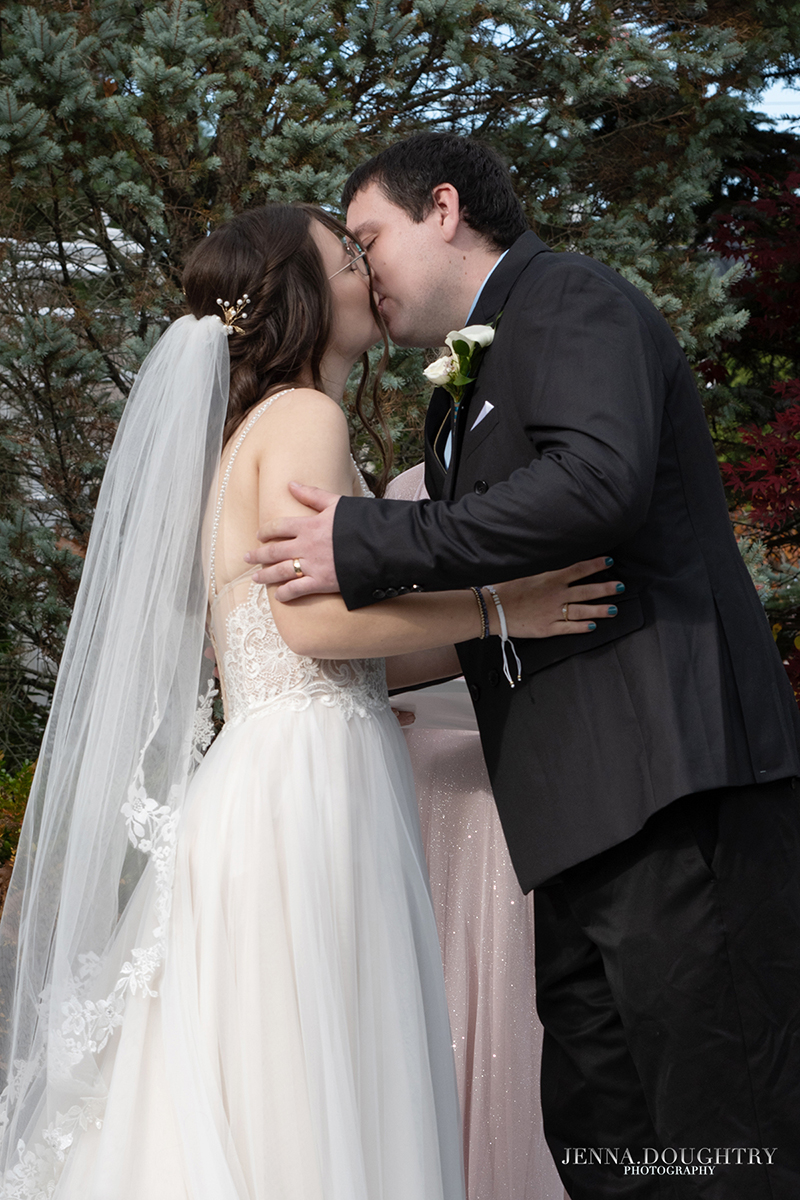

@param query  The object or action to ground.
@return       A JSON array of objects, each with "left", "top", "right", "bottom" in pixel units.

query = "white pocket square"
[{"left": 470, "top": 400, "right": 495, "bottom": 431}]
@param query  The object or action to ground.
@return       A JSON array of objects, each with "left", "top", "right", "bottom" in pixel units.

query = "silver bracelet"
[{"left": 484, "top": 586, "right": 523, "bottom": 688}]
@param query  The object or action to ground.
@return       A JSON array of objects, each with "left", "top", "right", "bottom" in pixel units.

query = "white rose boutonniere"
[{"left": 423, "top": 323, "right": 495, "bottom": 411}]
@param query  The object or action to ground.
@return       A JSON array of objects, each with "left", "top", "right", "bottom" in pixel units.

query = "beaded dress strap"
[{"left": 209, "top": 388, "right": 295, "bottom": 600}]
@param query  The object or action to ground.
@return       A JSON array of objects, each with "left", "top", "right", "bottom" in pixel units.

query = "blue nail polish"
[
  {"left": 615, "top": 582, "right": 625, "bottom": 593},
  {"left": 587, "top": 621, "right": 597, "bottom": 631},
  {"left": 605, "top": 557, "right": 614, "bottom": 567},
  {"left": 607, "top": 605, "right": 618, "bottom": 615}
]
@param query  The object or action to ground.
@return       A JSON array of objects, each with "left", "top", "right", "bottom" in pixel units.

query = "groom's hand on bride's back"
[
  {"left": 246, "top": 481, "right": 341, "bottom": 600},
  {"left": 495, "top": 557, "right": 625, "bottom": 639}
]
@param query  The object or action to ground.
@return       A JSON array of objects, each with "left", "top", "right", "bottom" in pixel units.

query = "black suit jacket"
[{"left": 333, "top": 231, "right": 800, "bottom": 890}]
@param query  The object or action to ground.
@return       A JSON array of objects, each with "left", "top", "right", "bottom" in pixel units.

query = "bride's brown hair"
[{"left": 182, "top": 203, "right": 392, "bottom": 493}]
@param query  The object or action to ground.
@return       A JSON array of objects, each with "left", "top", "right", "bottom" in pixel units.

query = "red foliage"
[
  {"left": 711, "top": 169, "right": 800, "bottom": 351},
  {"left": 786, "top": 653, "right": 800, "bottom": 702},
  {"left": 695, "top": 357, "right": 728, "bottom": 386},
  {"left": 722, "top": 391, "right": 800, "bottom": 701},
  {"left": 720, "top": 385, "right": 800, "bottom": 536},
  {"left": 711, "top": 171, "right": 800, "bottom": 703}
]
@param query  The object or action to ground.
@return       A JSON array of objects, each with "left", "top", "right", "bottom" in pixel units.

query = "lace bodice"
[{"left": 208, "top": 392, "right": 388, "bottom": 729}]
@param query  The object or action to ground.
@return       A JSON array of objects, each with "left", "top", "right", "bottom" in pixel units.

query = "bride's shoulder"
[
  {"left": 269, "top": 385, "right": 338, "bottom": 408},
  {"left": 260, "top": 386, "right": 345, "bottom": 427},
  {"left": 250, "top": 386, "right": 355, "bottom": 497},
  {"left": 248, "top": 387, "right": 349, "bottom": 450}
]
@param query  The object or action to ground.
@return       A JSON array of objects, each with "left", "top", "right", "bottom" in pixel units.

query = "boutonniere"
[{"left": 423, "top": 323, "right": 495, "bottom": 412}]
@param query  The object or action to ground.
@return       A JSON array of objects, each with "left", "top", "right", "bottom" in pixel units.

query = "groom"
[{"left": 251, "top": 133, "right": 800, "bottom": 1196}]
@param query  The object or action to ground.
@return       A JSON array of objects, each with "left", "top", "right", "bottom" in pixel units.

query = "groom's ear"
[{"left": 430, "top": 183, "right": 463, "bottom": 244}]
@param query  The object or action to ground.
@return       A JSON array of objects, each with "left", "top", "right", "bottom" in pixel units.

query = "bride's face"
[{"left": 311, "top": 220, "right": 380, "bottom": 361}]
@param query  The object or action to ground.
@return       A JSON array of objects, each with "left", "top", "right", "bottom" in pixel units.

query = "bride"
[{"left": 0, "top": 203, "right": 620, "bottom": 1199}]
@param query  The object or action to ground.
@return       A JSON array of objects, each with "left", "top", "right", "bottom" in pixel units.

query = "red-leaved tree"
[
  {"left": 708, "top": 168, "right": 800, "bottom": 414},
  {"left": 721, "top": 385, "right": 800, "bottom": 699},
  {"left": 709, "top": 173, "right": 800, "bottom": 701}
]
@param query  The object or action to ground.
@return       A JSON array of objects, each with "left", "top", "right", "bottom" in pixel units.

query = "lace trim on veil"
[{"left": 0, "top": 681, "right": 217, "bottom": 1199}]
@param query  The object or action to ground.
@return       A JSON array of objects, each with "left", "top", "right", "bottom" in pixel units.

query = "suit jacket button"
[
  {"left": 488, "top": 669, "right": 500, "bottom": 686},
  {"left": 384, "top": 587, "right": 398, "bottom": 599},
  {"left": 469, "top": 682, "right": 481, "bottom": 702},
  {"left": 396, "top": 586, "right": 410, "bottom": 596},
  {"left": 473, "top": 480, "right": 489, "bottom": 494},
  {"left": 372, "top": 589, "right": 386, "bottom": 601}
]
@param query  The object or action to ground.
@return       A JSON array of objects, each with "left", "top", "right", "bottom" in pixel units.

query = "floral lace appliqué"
[
  {"left": 1, "top": 1098, "right": 104, "bottom": 1200},
  {"left": 220, "top": 583, "right": 387, "bottom": 728}
]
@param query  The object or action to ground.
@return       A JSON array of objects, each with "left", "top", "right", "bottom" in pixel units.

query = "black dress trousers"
[{"left": 534, "top": 777, "right": 800, "bottom": 1199}]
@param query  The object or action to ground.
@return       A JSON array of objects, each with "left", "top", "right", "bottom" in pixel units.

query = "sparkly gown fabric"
[
  {"left": 387, "top": 466, "right": 565, "bottom": 1200},
  {"left": 50, "top": 402, "right": 465, "bottom": 1200}
]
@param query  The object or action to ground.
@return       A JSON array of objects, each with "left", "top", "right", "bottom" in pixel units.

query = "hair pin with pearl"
[{"left": 216, "top": 294, "right": 250, "bottom": 335}]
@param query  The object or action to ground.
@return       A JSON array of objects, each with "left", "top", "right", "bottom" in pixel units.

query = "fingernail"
[
  {"left": 605, "top": 557, "right": 614, "bottom": 567},
  {"left": 615, "top": 582, "right": 625, "bottom": 593},
  {"left": 607, "top": 605, "right": 618, "bottom": 615},
  {"left": 587, "top": 621, "right": 597, "bottom": 631},
  {"left": 244, "top": 552, "right": 251, "bottom": 562}
]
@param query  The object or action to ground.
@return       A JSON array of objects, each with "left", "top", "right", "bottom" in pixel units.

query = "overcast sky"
[{"left": 756, "top": 81, "right": 800, "bottom": 128}]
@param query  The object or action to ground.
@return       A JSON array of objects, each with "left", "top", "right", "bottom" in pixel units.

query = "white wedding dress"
[{"left": 47, "top": 397, "right": 465, "bottom": 1200}]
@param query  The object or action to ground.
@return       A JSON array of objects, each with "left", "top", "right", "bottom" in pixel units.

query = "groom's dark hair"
[{"left": 342, "top": 133, "right": 528, "bottom": 250}]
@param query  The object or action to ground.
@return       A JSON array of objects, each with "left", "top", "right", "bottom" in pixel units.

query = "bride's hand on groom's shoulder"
[{"left": 493, "top": 557, "right": 624, "bottom": 639}]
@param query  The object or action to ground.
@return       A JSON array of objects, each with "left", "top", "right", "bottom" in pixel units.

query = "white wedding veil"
[{"left": 0, "top": 315, "right": 229, "bottom": 1186}]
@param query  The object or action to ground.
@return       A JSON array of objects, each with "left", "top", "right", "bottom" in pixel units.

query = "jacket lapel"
[
  {"left": 445, "top": 379, "right": 478, "bottom": 498},
  {"left": 470, "top": 230, "right": 551, "bottom": 327},
  {"left": 448, "top": 232, "right": 552, "bottom": 491},
  {"left": 424, "top": 231, "right": 552, "bottom": 498},
  {"left": 424, "top": 386, "right": 451, "bottom": 500}
]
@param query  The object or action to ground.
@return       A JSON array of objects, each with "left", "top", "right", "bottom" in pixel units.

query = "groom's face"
[{"left": 346, "top": 183, "right": 462, "bottom": 348}]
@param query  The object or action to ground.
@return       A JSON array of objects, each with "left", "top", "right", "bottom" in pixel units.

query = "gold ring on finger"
[
  {"left": 292, "top": 558, "right": 303, "bottom": 578},
  {"left": 562, "top": 602, "right": 570, "bottom": 622}
]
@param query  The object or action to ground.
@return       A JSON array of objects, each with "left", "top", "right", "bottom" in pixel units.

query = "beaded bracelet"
[{"left": 470, "top": 586, "right": 490, "bottom": 639}]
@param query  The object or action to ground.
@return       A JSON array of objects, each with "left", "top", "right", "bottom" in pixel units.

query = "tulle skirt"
[{"left": 55, "top": 701, "right": 465, "bottom": 1200}]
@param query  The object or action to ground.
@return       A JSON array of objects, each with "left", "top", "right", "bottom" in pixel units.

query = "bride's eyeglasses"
[{"left": 329, "top": 237, "right": 370, "bottom": 279}]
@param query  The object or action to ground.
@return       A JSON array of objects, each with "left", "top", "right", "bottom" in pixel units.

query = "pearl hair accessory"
[{"left": 216, "top": 294, "right": 250, "bottom": 335}]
